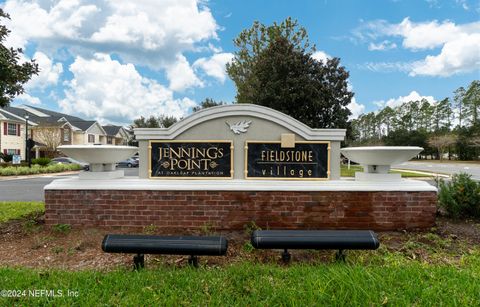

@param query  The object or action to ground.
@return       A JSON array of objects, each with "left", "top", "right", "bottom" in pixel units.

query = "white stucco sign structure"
[{"left": 135, "top": 104, "right": 345, "bottom": 180}]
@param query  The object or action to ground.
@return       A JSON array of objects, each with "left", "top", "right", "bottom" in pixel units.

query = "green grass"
[
  {"left": 1, "top": 257, "right": 479, "bottom": 306},
  {"left": 340, "top": 165, "right": 433, "bottom": 178},
  {"left": 0, "top": 202, "right": 45, "bottom": 223},
  {"left": 0, "top": 164, "right": 81, "bottom": 176}
]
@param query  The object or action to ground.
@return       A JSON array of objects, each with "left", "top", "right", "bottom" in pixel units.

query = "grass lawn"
[
  {"left": 1, "top": 257, "right": 479, "bottom": 305},
  {"left": 340, "top": 164, "right": 434, "bottom": 178},
  {"left": 0, "top": 201, "right": 44, "bottom": 223},
  {"left": 2, "top": 203, "right": 479, "bottom": 305}
]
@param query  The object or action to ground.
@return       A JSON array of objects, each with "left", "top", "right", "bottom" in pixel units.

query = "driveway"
[{"left": 393, "top": 161, "right": 480, "bottom": 180}]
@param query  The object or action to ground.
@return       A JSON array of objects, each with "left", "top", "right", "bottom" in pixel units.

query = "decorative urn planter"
[
  {"left": 340, "top": 146, "right": 423, "bottom": 181},
  {"left": 58, "top": 145, "right": 138, "bottom": 179}
]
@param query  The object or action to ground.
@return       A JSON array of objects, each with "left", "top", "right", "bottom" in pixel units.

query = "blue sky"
[{"left": 2, "top": 0, "right": 479, "bottom": 125}]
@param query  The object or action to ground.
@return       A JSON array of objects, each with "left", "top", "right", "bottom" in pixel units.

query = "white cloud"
[
  {"left": 456, "top": 0, "right": 469, "bottom": 10},
  {"left": 3, "top": 0, "right": 219, "bottom": 90},
  {"left": 368, "top": 40, "right": 397, "bottom": 51},
  {"left": 373, "top": 91, "right": 436, "bottom": 108},
  {"left": 347, "top": 97, "right": 365, "bottom": 119},
  {"left": 355, "top": 18, "right": 480, "bottom": 76},
  {"left": 27, "top": 51, "right": 63, "bottom": 89},
  {"left": 15, "top": 93, "right": 41, "bottom": 105},
  {"left": 361, "top": 61, "right": 413, "bottom": 73},
  {"left": 193, "top": 52, "right": 233, "bottom": 83},
  {"left": 166, "top": 55, "right": 203, "bottom": 92},
  {"left": 311, "top": 50, "right": 331, "bottom": 62},
  {"left": 59, "top": 54, "right": 196, "bottom": 125},
  {"left": 409, "top": 33, "right": 480, "bottom": 76}
]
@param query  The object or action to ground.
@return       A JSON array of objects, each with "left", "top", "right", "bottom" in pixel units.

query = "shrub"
[
  {"left": 0, "top": 153, "right": 13, "bottom": 162},
  {"left": 438, "top": 173, "right": 480, "bottom": 218},
  {"left": 52, "top": 223, "right": 71, "bottom": 234},
  {"left": 0, "top": 163, "right": 81, "bottom": 176},
  {"left": 32, "top": 157, "right": 51, "bottom": 166}
]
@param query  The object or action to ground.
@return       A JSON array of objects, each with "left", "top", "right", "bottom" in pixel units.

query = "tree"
[
  {"left": 192, "top": 98, "right": 226, "bottom": 112},
  {"left": 34, "top": 126, "right": 62, "bottom": 158},
  {"left": 428, "top": 134, "right": 457, "bottom": 161},
  {"left": 0, "top": 9, "right": 39, "bottom": 107},
  {"left": 227, "top": 19, "right": 353, "bottom": 128},
  {"left": 464, "top": 80, "right": 480, "bottom": 127},
  {"left": 131, "top": 115, "right": 178, "bottom": 129},
  {"left": 454, "top": 86, "right": 466, "bottom": 128}
]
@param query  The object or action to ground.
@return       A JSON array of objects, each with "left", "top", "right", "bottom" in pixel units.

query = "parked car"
[
  {"left": 117, "top": 158, "right": 139, "bottom": 168},
  {"left": 51, "top": 157, "right": 89, "bottom": 171}
]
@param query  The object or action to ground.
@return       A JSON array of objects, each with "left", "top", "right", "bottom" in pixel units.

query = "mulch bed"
[{"left": 0, "top": 214, "right": 479, "bottom": 270}]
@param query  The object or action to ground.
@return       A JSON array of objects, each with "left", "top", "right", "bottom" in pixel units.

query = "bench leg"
[
  {"left": 335, "top": 249, "right": 346, "bottom": 262},
  {"left": 188, "top": 255, "right": 199, "bottom": 267},
  {"left": 281, "top": 249, "right": 291, "bottom": 264},
  {"left": 133, "top": 253, "right": 145, "bottom": 270}
]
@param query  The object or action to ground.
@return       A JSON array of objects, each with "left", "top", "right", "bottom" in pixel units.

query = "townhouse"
[{"left": 0, "top": 105, "right": 131, "bottom": 160}]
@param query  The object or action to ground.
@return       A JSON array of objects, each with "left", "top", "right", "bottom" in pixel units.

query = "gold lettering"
[
  {"left": 196, "top": 148, "right": 206, "bottom": 158},
  {"left": 206, "top": 147, "right": 218, "bottom": 159}
]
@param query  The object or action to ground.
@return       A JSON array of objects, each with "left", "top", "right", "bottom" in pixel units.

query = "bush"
[
  {"left": 0, "top": 153, "right": 13, "bottom": 162},
  {"left": 32, "top": 157, "right": 51, "bottom": 166},
  {"left": 0, "top": 164, "right": 81, "bottom": 176},
  {"left": 438, "top": 173, "right": 480, "bottom": 218}
]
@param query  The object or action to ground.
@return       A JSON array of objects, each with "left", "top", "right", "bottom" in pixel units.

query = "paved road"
[
  {"left": 393, "top": 161, "right": 480, "bottom": 180},
  {"left": 0, "top": 167, "right": 139, "bottom": 201}
]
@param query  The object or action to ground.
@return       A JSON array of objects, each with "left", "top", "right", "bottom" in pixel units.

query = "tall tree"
[
  {"left": 454, "top": 86, "right": 466, "bottom": 128},
  {"left": 192, "top": 98, "right": 226, "bottom": 112},
  {"left": 0, "top": 9, "right": 39, "bottom": 107},
  {"left": 227, "top": 19, "right": 353, "bottom": 128},
  {"left": 464, "top": 80, "right": 480, "bottom": 126},
  {"left": 131, "top": 115, "right": 177, "bottom": 129}
]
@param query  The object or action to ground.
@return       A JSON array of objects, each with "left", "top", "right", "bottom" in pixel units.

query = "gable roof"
[
  {"left": 0, "top": 108, "right": 26, "bottom": 122},
  {"left": 102, "top": 125, "right": 122, "bottom": 136},
  {"left": 3, "top": 105, "right": 97, "bottom": 132},
  {"left": 69, "top": 120, "right": 97, "bottom": 131}
]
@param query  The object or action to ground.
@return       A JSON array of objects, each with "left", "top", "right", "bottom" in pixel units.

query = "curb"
[
  {"left": 0, "top": 171, "right": 80, "bottom": 181},
  {"left": 390, "top": 168, "right": 450, "bottom": 178}
]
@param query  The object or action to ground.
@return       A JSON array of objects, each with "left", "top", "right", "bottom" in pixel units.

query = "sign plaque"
[
  {"left": 245, "top": 141, "right": 330, "bottom": 180},
  {"left": 150, "top": 141, "right": 233, "bottom": 179}
]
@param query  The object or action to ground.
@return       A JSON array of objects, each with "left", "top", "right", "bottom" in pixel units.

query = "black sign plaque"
[
  {"left": 150, "top": 141, "right": 233, "bottom": 178},
  {"left": 245, "top": 141, "right": 329, "bottom": 180}
]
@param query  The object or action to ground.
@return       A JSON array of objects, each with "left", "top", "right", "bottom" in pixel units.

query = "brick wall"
[{"left": 44, "top": 190, "right": 437, "bottom": 231}]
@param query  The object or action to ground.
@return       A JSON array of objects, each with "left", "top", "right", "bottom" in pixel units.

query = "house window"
[
  {"left": 63, "top": 129, "right": 70, "bottom": 142},
  {"left": 7, "top": 123, "right": 17, "bottom": 136},
  {"left": 107, "top": 136, "right": 113, "bottom": 144},
  {"left": 88, "top": 134, "right": 95, "bottom": 143}
]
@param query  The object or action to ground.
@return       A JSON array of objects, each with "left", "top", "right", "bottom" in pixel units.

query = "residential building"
[
  {"left": 0, "top": 105, "right": 131, "bottom": 160},
  {"left": 0, "top": 108, "right": 29, "bottom": 160},
  {"left": 102, "top": 125, "right": 130, "bottom": 145}
]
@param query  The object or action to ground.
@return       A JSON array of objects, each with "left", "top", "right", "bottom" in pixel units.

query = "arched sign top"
[{"left": 134, "top": 104, "right": 346, "bottom": 141}]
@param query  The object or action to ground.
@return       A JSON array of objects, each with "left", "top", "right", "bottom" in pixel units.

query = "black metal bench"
[
  {"left": 251, "top": 230, "right": 380, "bottom": 262},
  {"left": 102, "top": 234, "right": 228, "bottom": 268}
]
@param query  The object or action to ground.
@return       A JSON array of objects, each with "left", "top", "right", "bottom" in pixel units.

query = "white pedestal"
[
  {"left": 355, "top": 172, "right": 401, "bottom": 182},
  {"left": 78, "top": 170, "right": 125, "bottom": 180}
]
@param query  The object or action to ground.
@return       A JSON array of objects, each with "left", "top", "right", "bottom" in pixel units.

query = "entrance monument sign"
[
  {"left": 45, "top": 104, "right": 437, "bottom": 231},
  {"left": 150, "top": 141, "right": 233, "bottom": 178},
  {"left": 245, "top": 141, "right": 329, "bottom": 179}
]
